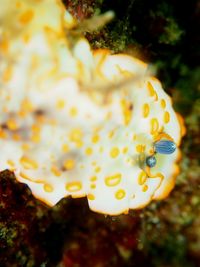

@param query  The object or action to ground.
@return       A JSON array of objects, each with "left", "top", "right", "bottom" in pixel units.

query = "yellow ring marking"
[
  {"left": 160, "top": 99, "right": 166, "bottom": 109},
  {"left": 20, "top": 156, "right": 38, "bottom": 170},
  {"left": 105, "top": 173, "right": 122, "bottom": 187},
  {"left": 43, "top": 183, "right": 54, "bottom": 193},
  {"left": 138, "top": 171, "right": 147, "bottom": 185},
  {"left": 143, "top": 103, "right": 150, "bottom": 118},
  {"left": 66, "top": 181, "right": 82, "bottom": 192},
  {"left": 150, "top": 118, "right": 159, "bottom": 135},
  {"left": 115, "top": 189, "right": 126, "bottom": 200},
  {"left": 164, "top": 111, "right": 170, "bottom": 123}
]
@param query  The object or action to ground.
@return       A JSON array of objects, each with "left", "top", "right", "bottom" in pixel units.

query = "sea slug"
[{"left": 0, "top": 0, "right": 185, "bottom": 215}]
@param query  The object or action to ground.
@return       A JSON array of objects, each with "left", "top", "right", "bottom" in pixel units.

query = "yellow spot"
[
  {"left": 160, "top": 99, "right": 166, "bottom": 109},
  {"left": 90, "top": 176, "right": 97, "bottom": 182},
  {"left": 0, "top": 128, "right": 7, "bottom": 139},
  {"left": 43, "top": 183, "right": 54, "bottom": 193},
  {"left": 3, "top": 66, "right": 13, "bottom": 82},
  {"left": 122, "top": 147, "right": 128, "bottom": 154},
  {"left": 110, "top": 147, "right": 120, "bottom": 158},
  {"left": 99, "top": 146, "right": 104, "bottom": 153},
  {"left": 66, "top": 181, "right": 82, "bottom": 192},
  {"left": 108, "top": 130, "right": 114, "bottom": 138},
  {"left": 120, "top": 99, "right": 133, "bottom": 125},
  {"left": 51, "top": 165, "right": 61, "bottom": 177},
  {"left": 94, "top": 166, "right": 101, "bottom": 173},
  {"left": 164, "top": 111, "right": 170, "bottom": 123},
  {"left": 19, "top": 99, "right": 34, "bottom": 116},
  {"left": 143, "top": 103, "right": 150, "bottom": 118},
  {"left": 12, "top": 133, "right": 21, "bottom": 141},
  {"left": 91, "top": 134, "right": 100, "bottom": 144},
  {"left": 62, "top": 143, "right": 70, "bottom": 153},
  {"left": 21, "top": 144, "right": 30, "bottom": 151},
  {"left": 7, "top": 119, "right": 18, "bottom": 131},
  {"left": 138, "top": 171, "right": 147, "bottom": 185},
  {"left": 85, "top": 147, "right": 93, "bottom": 156},
  {"left": 136, "top": 144, "right": 146, "bottom": 153},
  {"left": 20, "top": 172, "right": 32, "bottom": 181},
  {"left": 147, "top": 81, "right": 158, "bottom": 100},
  {"left": 16, "top": 1, "right": 21, "bottom": 8},
  {"left": 23, "top": 34, "right": 30, "bottom": 43},
  {"left": 69, "top": 107, "right": 78, "bottom": 117},
  {"left": 142, "top": 185, "right": 148, "bottom": 192},
  {"left": 0, "top": 39, "right": 9, "bottom": 53},
  {"left": 7, "top": 160, "right": 15, "bottom": 168},
  {"left": 69, "top": 128, "right": 83, "bottom": 147},
  {"left": 31, "top": 134, "right": 41, "bottom": 143},
  {"left": 88, "top": 194, "right": 95, "bottom": 200},
  {"left": 63, "top": 159, "right": 75, "bottom": 170},
  {"left": 90, "top": 184, "right": 96, "bottom": 189},
  {"left": 31, "top": 124, "right": 41, "bottom": 134},
  {"left": 105, "top": 173, "right": 122, "bottom": 187},
  {"left": 132, "top": 134, "right": 137, "bottom": 141},
  {"left": 56, "top": 99, "right": 65, "bottom": 109},
  {"left": 150, "top": 118, "right": 159, "bottom": 135},
  {"left": 19, "top": 10, "right": 34, "bottom": 24},
  {"left": 20, "top": 156, "right": 38, "bottom": 170},
  {"left": 115, "top": 189, "right": 126, "bottom": 200}
]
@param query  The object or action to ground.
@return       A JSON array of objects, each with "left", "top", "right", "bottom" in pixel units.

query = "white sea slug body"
[{"left": 0, "top": 0, "right": 185, "bottom": 215}]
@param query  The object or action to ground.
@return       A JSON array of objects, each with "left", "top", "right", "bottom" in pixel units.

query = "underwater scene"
[{"left": 0, "top": 0, "right": 199, "bottom": 266}]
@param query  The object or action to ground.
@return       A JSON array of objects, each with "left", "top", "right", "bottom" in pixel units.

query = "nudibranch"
[{"left": 0, "top": 0, "right": 185, "bottom": 215}]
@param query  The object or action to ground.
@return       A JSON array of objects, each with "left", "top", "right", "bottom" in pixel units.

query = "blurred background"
[{"left": 0, "top": 0, "right": 199, "bottom": 266}]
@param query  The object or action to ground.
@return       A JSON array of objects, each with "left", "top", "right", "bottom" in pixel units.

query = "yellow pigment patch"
[
  {"left": 51, "top": 165, "right": 61, "bottom": 177},
  {"left": 105, "top": 173, "right": 122, "bottom": 187},
  {"left": 108, "top": 130, "right": 115, "bottom": 138},
  {"left": 122, "top": 147, "right": 128, "bottom": 154},
  {"left": 120, "top": 99, "right": 133, "bottom": 125},
  {"left": 19, "top": 10, "right": 34, "bottom": 24},
  {"left": 43, "top": 183, "right": 54, "bottom": 193},
  {"left": 136, "top": 144, "right": 145, "bottom": 153},
  {"left": 91, "top": 134, "right": 100, "bottom": 144},
  {"left": 160, "top": 99, "right": 166, "bottom": 109},
  {"left": 7, "top": 160, "right": 15, "bottom": 169},
  {"left": 94, "top": 166, "right": 101, "bottom": 173},
  {"left": 142, "top": 185, "right": 148, "bottom": 192},
  {"left": 66, "top": 181, "right": 82, "bottom": 192},
  {"left": 3, "top": 66, "right": 13, "bottom": 82},
  {"left": 0, "top": 39, "right": 9, "bottom": 53},
  {"left": 12, "top": 133, "right": 21, "bottom": 141},
  {"left": 62, "top": 143, "right": 70, "bottom": 152},
  {"left": 69, "top": 128, "right": 83, "bottom": 147},
  {"left": 63, "top": 159, "right": 75, "bottom": 170},
  {"left": 143, "top": 103, "right": 150, "bottom": 118},
  {"left": 85, "top": 147, "right": 93, "bottom": 156},
  {"left": 20, "top": 156, "right": 38, "bottom": 169},
  {"left": 115, "top": 189, "right": 126, "bottom": 200},
  {"left": 110, "top": 147, "right": 120, "bottom": 158},
  {"left": 150, "top": 118, "right": 159, "bottom": 135},
  {"left": 147, "top": 81, "right": 158, "bottom": 100},
  {"left": 88, "top": 194, "right": 95, "bottom": 200},
  {"left": 56, "top": 99, "right": 65, "bottom": 109},
  {"left": 138, "top": 171, "right": 147, "bottom": 185},
  {"left": 0, "top": 128, "right": 7, "bottom": 139},
  {"left": 90, "top": 176, "right": 97, "bottom": 182},
  {"left": 164, "top": 111, "right": 170, "bottom": 123},
  {"left": 69, "top": 107, "right": 78, "bottom": 117},
  {"left": 7, "top": 119, "right": 18, "bottom": 130}
]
